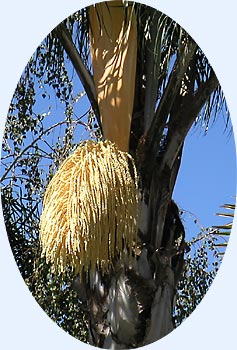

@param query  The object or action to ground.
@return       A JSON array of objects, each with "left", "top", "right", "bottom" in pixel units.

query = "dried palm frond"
[{"left": 40, "top": 140, "right": 139, "bottom": 276}]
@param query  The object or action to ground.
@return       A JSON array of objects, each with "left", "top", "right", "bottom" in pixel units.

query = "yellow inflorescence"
[{"left": 39, "top": 139, "right": 139, "bottom": 276}]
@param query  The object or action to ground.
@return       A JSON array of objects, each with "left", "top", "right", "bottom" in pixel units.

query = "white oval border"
[{"left": 0, "top": 1, "right": 236, "bottom": 349}]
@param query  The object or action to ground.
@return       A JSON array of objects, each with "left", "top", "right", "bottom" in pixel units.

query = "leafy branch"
[{"left": 1, "top": 119, "right": 84, "bottom": 183}]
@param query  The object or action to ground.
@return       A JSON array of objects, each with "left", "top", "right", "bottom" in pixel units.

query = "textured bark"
[{"left": 73, "top": 194, "right": 187, "bottom": 348}]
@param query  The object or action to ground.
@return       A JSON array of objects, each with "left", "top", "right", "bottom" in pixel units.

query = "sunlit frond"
[{"left": 212, "top": 203, "right": 235, "bottom": 255}]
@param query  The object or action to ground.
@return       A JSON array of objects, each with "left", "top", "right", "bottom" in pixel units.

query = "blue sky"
[{"left": 173, "top": 114, "right": 236, "bottom": 240}]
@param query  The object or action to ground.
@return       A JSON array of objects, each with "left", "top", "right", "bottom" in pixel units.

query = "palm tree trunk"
[{"left": 84, "top": 216, "right": 183, "bottom": 348}]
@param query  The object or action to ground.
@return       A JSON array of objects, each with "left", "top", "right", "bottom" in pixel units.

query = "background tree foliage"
[{"left": 0, "top": 2, "right": 233, "bottom": 346}]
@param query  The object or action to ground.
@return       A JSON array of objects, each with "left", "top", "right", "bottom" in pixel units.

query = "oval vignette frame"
[{"left": 0, "top": 1, "right": 237, "bottom": 350}]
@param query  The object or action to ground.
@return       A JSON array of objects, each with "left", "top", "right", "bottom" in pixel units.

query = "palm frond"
[{"left": 212, "top": 202, "right": 235, "bottom": 254}]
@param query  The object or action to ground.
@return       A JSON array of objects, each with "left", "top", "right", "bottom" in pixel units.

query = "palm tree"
[
  {"left": 1, "top": 1, "right": 228, "bottom": 348},
  {"left": 48, "top": 2, "right": 224, "bottom": 347}
]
